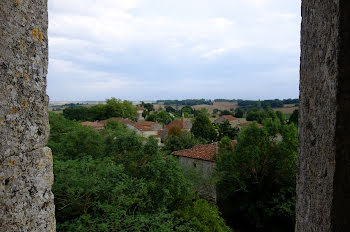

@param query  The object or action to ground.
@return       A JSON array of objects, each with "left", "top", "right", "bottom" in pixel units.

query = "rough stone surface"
[
  {"left": 0, "top": 0, "right": 55, "bottom": 231},
  {"left": 296, "top": 0, "right": 350, "bottom": 231},
  {"left": 178, "top": 156, "right": 217, "bottom": 202},
  {"left": 0, "top": 147, "right": 55, "bottom": 232},
  {"left": 0, "top": 0, "right": 50, "bottom": 157}
]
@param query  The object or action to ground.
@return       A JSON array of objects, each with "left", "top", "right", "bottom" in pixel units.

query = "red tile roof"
[
  {"left": 106, "top": 118, "right": 161, "bottom": 131},
  {"left": 164, "top": 117, "right": 192, "bottom": 131},
  {"left": 133, "top": 121, "right": 161, "bottom": 131},
  {"left": 173, "top": 143, "right": 217, "bottom": 161},
  {"left": 98, "top": 117, "right": 134, "bottom": 127},
  {"left": 173, "top": 140, "right": 237, "bottom": 161},
  {"left": 82, "top": 118, "right": 162, "bottom": 132}
]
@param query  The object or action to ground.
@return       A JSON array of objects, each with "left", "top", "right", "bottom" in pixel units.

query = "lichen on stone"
[{"left": 31, "top": 28, "right": 44, "bottom": 42}]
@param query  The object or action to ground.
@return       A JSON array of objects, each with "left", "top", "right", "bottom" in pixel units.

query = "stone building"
[
  {"left": 129, "top": 120, "right": 162, "bottom": 138},
  {"left": 82, "top": 118, "right": 162, "bottom": 140},
  {"left": 173, "top": 141, "right": 237, "bottom": 202}
]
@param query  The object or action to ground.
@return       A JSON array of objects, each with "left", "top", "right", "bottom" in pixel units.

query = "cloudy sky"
[{"left": 47, "top": 0, "right": 301, "bottom": 101}]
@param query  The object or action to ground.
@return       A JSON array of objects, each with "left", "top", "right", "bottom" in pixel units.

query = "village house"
[
  {"left": 172, "top": 140, "right": 237, "bottom": 202},
  {"left": 82, "top": 117, "right": 162, "bottom": 141},
  {"left": 159, "top": 117, "right": 192, "bottom": 141},
  {"left": 130, "top": 121, "right": 162, "bottom": 138}
]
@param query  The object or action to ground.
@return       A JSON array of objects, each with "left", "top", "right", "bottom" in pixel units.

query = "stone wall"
[
  {"left": 178, "top": 156, "right": 217, "bottom": 202},
  {"left": 0, "top": 0, "right": 55, "bottom": 231},
  {"left": 296, "top": 0, "right": 350, "bottom": 231}
]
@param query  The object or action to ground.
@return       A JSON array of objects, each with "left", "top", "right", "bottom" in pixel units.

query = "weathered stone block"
[
  {"left": 296, "top": 0, "right": 350, "bottom": 231},
  {"left": 0, "top": 0, "right": 50, "bottom": 157},
  {"left": 0, "top": 147, "right": 55, "bottom": 232},
  {"left": 0, "top": 0, "right": 55, "bottom": 231}
]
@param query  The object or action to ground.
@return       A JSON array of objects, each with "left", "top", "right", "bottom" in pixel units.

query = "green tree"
[
  {"left": 146, "top": 113, "right": 157, "bottom": 122},
  {"left": 62, "top": 98, "right": 137, "bottom": 121},
  {"left": 215, "top": 122, "right": 297, "bottom": 231},
  {"left": 217, "top": 120, "right": 238, "bottom": 140},
  {"left": 246, "top": 109, "right": 277, "bottom": 124},
  {"left": 262, "top": 118, "right": 281, "bottom": 137},
  {"left": 157, "top": 110, "right": 174, "bottom": 125},
  {"left": 178, "top": 199, "right": 231, "bottom": 232},
  {"left": 146, "top": 110, "right": 174, "bottom": 125},
  {"left": 166, "top": 106, "right": 176, "bottom": 113},
  {"left": 217, "top": 136, "right": 234, "bottom": 155},
  {"left": 288, "top": 109, "right": 298, "bottom": 125},
  {"left": 191, "top": 113, "right": 217, "bottom": 142},
  {"left": 219, "top": 110, "right": 232, "bottom": 116},
  {"left": 275, "top": 110, "right": 284, "bottom": 125},
  {"left": 182, "top": 106, "right": 194, "bottom": 116},
  {"left": 141, "top": 101, "right": 154, "bottom": 112},
  {"left": 60, "top": 125, "right": 103, "bottom": 160},
  {"left": 163, "top": 131, "right": 203, "bottom": 153},
  {"left": 234, "top": 108, "right": 244, "bottom": 118}
]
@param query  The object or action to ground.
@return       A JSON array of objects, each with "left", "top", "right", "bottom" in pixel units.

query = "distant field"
[
  {"left": 154, "top": 102, "right": 238, "bottom": 114},
  {"left": 51, "top": 101, "right": 298, "bottom": 115},
  {"left": 155, "top": 102, "right": 297, "bottom": 115},
  {"left": 273, "top": 105, "right": 298, "bottom": 114},
  {"left": 192, "top": 102, "right": 238, "bottom": 113}
]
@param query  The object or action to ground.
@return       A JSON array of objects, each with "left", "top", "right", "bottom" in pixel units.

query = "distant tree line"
[
  {"left": 157, "top": 99, "right": 213, "bottom": 106},
  {"left": 237, "top": 99, "right": 299, "bottom": 109},
  {"left": 214, "top": 99, "right": 236, "bottom": 102},
  {"left": 62, "top": 98, "right": 137, "bottom": 121}
]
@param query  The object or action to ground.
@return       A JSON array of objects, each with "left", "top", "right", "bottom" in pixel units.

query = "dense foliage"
[
  {"left": 191, "top": 113, "right": 217, "bottom": 142},
  {"left": 163, "top": 131, "right": 205, "bottom": 154},
  {"left": 140, "top": 101, "right": 154, "bottom": 112},
  {"left": 288, "top": 109, "right": 298, "bottom": 125},
  {"left": 146, "top": 110, "right": 174, "bottom": 125},
  {"left": 234, "top": 108, "right": 244, "bottom": 118},
  {"left": 215, "top": 119, "right": 297, "bottom": 231},
  {"left": 217, "top": 120, "right": 238, "bottom": 140},
  {"left": 237, "top": 99, "right": 298, "bottom": 109},
  {"left": 63, "top": 98, "right": 137, "bottom": 121},
  {"left": 48, "top": 112, "right": 229, "bottom": 232},
  {"left": 246, "top": 109, "right": 283, "bottom": 124}
]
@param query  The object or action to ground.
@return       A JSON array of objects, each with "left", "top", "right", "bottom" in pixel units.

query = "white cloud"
[{"left": 47, "top": 0, "right": 301, "bottom": 100}]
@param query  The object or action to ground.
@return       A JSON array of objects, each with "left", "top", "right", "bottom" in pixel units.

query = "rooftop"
[
  {"left": 164, "top": 117, "right": 192, "bottom": 131},
  {"left": 173, "top": 140, "right": 237, "bottom": 161}
]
